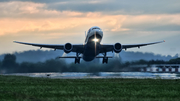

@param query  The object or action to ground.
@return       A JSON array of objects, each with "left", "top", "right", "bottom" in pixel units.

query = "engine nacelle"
[
  {"left": 113, "top": 43, "right": 122, "bottom": 53},
  {"left": 64, "top": 43, "right": 73, "bottom": 53}
]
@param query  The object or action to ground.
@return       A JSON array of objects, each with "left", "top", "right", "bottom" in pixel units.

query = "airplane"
[{"left": 14, "top": 26, "right": 165, "bottom": 64}]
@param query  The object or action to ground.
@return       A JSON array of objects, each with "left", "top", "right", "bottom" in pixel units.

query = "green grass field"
[{"left": 0, "top": 75, "right": 180, "bottom": 101}]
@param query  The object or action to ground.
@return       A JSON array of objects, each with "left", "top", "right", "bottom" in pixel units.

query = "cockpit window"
[
  {"left": 92, "top": 27, "right": 101, "bottom": 30},
  {"left": 92, "top": 28, "right": 99, "bottom": 30},
  {"left": 87, "top": 26, "right": 101, "bottom": 34}
]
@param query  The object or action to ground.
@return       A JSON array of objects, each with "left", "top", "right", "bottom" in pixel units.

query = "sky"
[{"left": 0, "top": 0, "right": 180, "bottom": 56}]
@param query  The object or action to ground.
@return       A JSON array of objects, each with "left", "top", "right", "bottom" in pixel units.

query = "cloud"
[
  {"left": 45, "top": 0, "right": 180, "bottom": 15},
  {"left": 1, "top": 0, "right": 180, "bottom": 15},
  {"left": 120, "top": 14, "right": 180, "bottom": 31},
  {"left": 0, "top": 1, "right": 85, "bottom": 18},
  {"left": 0, "top": 3, "right": 180, "bottom": 36}
]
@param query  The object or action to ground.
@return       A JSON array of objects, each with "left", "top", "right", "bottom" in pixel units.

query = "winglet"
[
  {"left": 13, "top": 41, "right": 21, "bottom": 43},
  {"left": 164, "top": 40, "right": 165, "bottom": 42},
  {"left": 13, "top": 41, "right": 20, "bottom": 43}
]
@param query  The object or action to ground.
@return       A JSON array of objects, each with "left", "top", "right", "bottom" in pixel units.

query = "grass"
[{"left": 0, "top": 75, "right": 180, "bottom": 101}]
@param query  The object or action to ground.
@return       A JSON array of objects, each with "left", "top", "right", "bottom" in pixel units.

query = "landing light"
[{"left": 92, "top": 38, "right": 99, "bottom": 42}]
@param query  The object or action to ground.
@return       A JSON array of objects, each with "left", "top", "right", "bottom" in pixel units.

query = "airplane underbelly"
[
  {"left": 83, "top": 42, "right": 100, "bottom": 61},
  {"left": 83, "top": 50, "right": 96, "bottom": 61}
]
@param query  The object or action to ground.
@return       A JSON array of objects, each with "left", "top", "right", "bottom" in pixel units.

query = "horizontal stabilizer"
[
  {"left": 96, "top": 56, "right": 113, "bottom": 58},
  {"left": 59, "top": 56, "right": 113, "bottom": 58},
  {"left": 59, "top": 56, "right": 82, "bottom": 58}
]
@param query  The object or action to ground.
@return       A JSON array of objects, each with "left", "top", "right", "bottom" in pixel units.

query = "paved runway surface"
[{"left": 2, "top": 72, "right": 180, "bottom": 79}]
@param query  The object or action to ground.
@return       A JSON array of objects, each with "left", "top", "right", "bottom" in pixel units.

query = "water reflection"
[{"left": 3, "top": 72, "right": 180, "bottom": 79}]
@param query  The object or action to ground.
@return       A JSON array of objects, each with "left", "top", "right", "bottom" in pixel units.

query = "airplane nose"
[{"left": 94, "top": 30, "right": 103, "bottom": 38}]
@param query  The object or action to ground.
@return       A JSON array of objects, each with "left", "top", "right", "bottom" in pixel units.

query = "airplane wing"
[
  {"left": 100, "top": 40, "right": 165, "bottom": 53},
  {"left": 122, "top": 40, "right": 165, "bottom": 49},
  {"left": 13, "top": 41, "right": 84, "bottom": 53},
  {"left": 14, "top": 40, "right": 164, "bottom": 54}
]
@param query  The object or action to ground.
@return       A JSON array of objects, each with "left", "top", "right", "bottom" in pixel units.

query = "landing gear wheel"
[
  {"left": 102, "top": 57, "right": 108, "bottom": 64},
  {"left": 102, "top": 52, "right": 108, "bottom": 64},
  {"left": 75, "top": 58, "right": 80, "bottom": 64},
  {"left": 74, "top": 52, "right": 81, "bottom": 64}
]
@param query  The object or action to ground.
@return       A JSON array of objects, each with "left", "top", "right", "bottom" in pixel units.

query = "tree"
[
  {"left": 168, "top": 58, "right": 180, "bottom": 64},
  {"left": 2, "top": 54, "right": 18, "bottom": 73},
  {"left": 0, "top": 60, "right": 2, "bottom": 69}
]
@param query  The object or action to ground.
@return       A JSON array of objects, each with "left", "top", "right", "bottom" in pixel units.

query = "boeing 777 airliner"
[{"left": 14, "top": 26, "right": 164, "bottom": 64}]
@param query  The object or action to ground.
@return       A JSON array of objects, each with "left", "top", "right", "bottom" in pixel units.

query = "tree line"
[{"left": 0, "top": 54, "right": 180, "bottom": 73}]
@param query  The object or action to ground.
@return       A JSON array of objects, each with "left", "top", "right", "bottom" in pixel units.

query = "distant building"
[{"left": 140, "top": 64, "right": 180, "bottom": 72}]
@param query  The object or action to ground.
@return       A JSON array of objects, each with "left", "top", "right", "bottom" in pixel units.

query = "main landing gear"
[
  {"left": 75, "top": 57, "right": 80, "bottom": 64},
  {"left": 102, "top": 52, "right": 108, "bottom": 64},
  {"left": 75, "top": 53, "right": 80, "bottom": 64}
]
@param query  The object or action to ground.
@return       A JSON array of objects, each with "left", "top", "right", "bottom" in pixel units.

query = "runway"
[{"left": 2, "top": 72, "right": 180, "bottom": 79}]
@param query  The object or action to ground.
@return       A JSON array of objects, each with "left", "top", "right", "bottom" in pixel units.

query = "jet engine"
[
  {"left": 64, "top": 43, "right": 73, "bottom": 53},
  {"left": 113, "top": 43, "right": 122, "bottom": 53}
]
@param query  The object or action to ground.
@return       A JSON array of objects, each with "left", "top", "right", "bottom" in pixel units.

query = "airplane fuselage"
[{"left": 83, "top": 26, "right": 103, "bottom": 61}]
